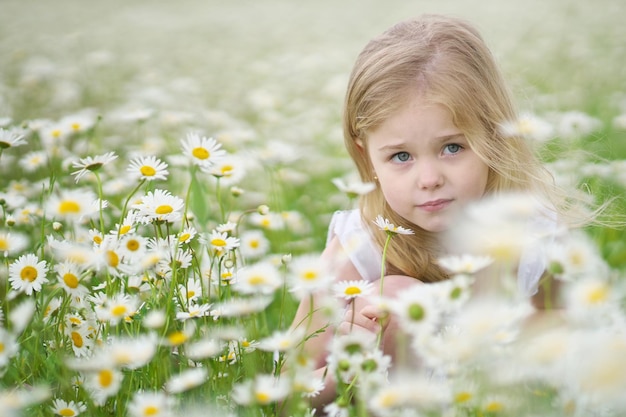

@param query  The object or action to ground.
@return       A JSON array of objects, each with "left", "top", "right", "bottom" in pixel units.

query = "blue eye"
[
  {"left": 391, "top": 151, "right": 411, "bottom": 162},
  {"left": 444, "top": 144, "right": 462, "bottom": 154}
]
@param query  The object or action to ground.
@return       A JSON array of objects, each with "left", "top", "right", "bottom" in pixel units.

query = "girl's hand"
[{"left": 337, "top": 301, "right": 386, "bottom": 335}]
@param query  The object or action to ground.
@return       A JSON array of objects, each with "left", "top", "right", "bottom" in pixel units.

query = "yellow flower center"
[
  {"left": 179, "top": 233, "right": 190, "bottom": 242},
  {"left": 59, "top": 408, "right": 76, "bottom": 416},
  {"left": 255, "top": 392, "right": 270, "bottom": 404},
  {"left": 211, "top": 238, "right": 227, "bottom": 247},
  {"left": 485, "top": 401, "right": 504, "bottom": 412},
  {"left": 0, "top": 343, "right": 5, "bottom": 353},
  {"left": 93, "top": 235, "right": 103, "bottom": 244},
  {"left": 119, "top": 225, "right": 131, "bottom": 235},
  {"left": 144, "top": 406, "right": 159, "bottom": 416},
  {"left": 63, "top": 273, "right": 79, "bottom": 289},
  {"left": 155, "top": 205, "right": 173, "bottom": 215},
  {"left": 69, "top": 317, "right": 83, "bottom": 325},
  {"left": 98, "top": 369, "right": 114, "bottom": 387},
  {"left": 71, "top": 122, "right": 81, "bottom": 131},
  {"left": 221, "top": 164, "right": 234, "bottom": 175},
  {"left": 379, "top": 392, "right": 400, "bottom": 407},
  {"left": 187, "top": 290, "right": 196, "bottom": 298},
  {"left": 140, "top": 165, "right": 157, "bottom": 176},
  {"left": 51, "top": 129, "right": 62, "bottom": 138},
  {"left": 344, "top": 286, "right": 361, "bottom": 296},
  {"left": 455, "top": 392, "right": 472, "bottom": 403},
  {"left": 71, "top": 331, "right": 84, "bottom": 348},
  {"left": 192, "top": 147, "right": 210, "bottom": 160},
  {"left": 303, "top": 271, "right": 317, "bottom": 280},
  {"left": 248, "top": 276, "right": 266, "bottom": 286},
  {"left": 126, "top": 239, "right": 140, "bottom": 251},
  {"left": 249, "top": 240, "right": 259, "bottom": 248},
  {"left": 59, "top": 200, "right": 81, "bottom": 214},
  {"left": 107, "top": 250, "right": 119, "bottom": 267},
  {"left": 168, "top": 331, "right": 188, "bottom": 346},
  {"left": 0, "top": 238, "right": 8, "bottom": 251},
  {"left": 587, "top": 284, "right": 608, "bottom": 304},
  {"left": 111, "top": 305, "right": 127, "bottom": 317},
  {"left": 20, "top": 266, "right": 38, "bottom": 282}
]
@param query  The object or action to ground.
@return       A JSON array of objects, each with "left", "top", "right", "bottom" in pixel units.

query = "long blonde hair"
[{"left": 343, "top": 14, "right": 565, "bottom": 282}]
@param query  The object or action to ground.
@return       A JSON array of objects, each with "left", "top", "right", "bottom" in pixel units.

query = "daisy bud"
[
  {"left": 257, "top": 204, "right": 270, "bottom": 215},
  {"left": 5, "top": 214, "right": 16, "bottom": 227},
  {"left": 52, "top": 221, "right": 63, "bottom": 231},
  {"left": 230, "top": 186, "right": 244, "bottom": 197},
  {"left": 281, "top": 254, "right": 292, "bottom": 265},
  {"left": 186, "top": 212, "right": 195, "bottom": 221},
  {"left": 223, "top": 258, "right": 235, "bottom": 269}
]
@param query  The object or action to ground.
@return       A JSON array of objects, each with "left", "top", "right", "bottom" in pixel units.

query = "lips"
[{"left": 417, "top": 199, "right": 453, "bottom": 212}]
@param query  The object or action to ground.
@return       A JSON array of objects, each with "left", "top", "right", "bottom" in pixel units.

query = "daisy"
[
  {"left": 373, "top": 215, "right": 414, "bottom": 235},
  {"left": 256, "top": 328, "right": 305, "bottom": 352},
  {"left": 83, "top": 367, "right": 124, "bottom": 406},
  {"left": 127, "top": 155, "right": 169, "bottom": 181},
  {"left": 177, "top": 226, "right": 197, "bottom": 244},
  {"left": 185, "top": 338, "right": 225, "bottom": 360},
  {"left": 437, "top": 254, "right": 494, "bottom": 274},
  {"left": 117, "top": 233, "right": 149, "bottom": 263},
  {"left": 8, "top": 299, "right": 36, "bottom": 334},
  {"left": 238, "top": 230, "right": 270, "bottom": 259},
  {"left": 132, "top": 189, "right": 185, "bottom": 224},
  {"left": 331, "top": 177, "right": 376, "bottom": 199},
  {"left": 93, "top": 292, "right": 140, "bottom": 326},
  {"left": 211, "top": 295, "right": 274, "bottom": 318},
  {"left": 205, "top": 154, "right": 246, "bottom": 186},
  {"left": 205, "top": 230, "right": 240, "bottom": 254},
  {"left": 50, "top": 398, "right": 86, "bottom": 416},
  {"left": 232, "top": 262, "right": 282, "bottom": 295},
  {"left": 65, "top": 323, "right": 94, "bottom": 357},
  {"left": 71, "top": 152, "right": 118, "bottom": 183},
  {"left": 231, "top": 374, "right": 290, "bottom": 406},
  {"left": 390, "top": 284, "right": 441, "bottom": 335},
  {"left": 19, "top": 150, "right": 48, "bottom": 172},
  {"left": 287, "top": 254, "right": 334, "bottom": 299},
  {"left": 110, "top": 211, "right": 138, "bottom": 237},
  {"left": 181, "top": 132, "right": 226, "bottom": 168},
  {"left": 0, "top": 127, "right": 27, "bottom": 149},
  {"left": 127, "top": 391, "right": 174, "bottom": 417},
  {"left": 178, "top": 278, "right": 203, "bottom": 303},
  {"left": 8, "top": 253, "right": 49, "bottom": 295},
  {"left": 45, "top": 189, "right": 101, "bottom": 223},
  {"left": 103, "top": 334, "right": 158, "bottom": 370},
  {"left": 565, "top": 277, "right": 618, "bottom": 324},
  {"left": 165, "top": 368, "right": 208, "bottom": 394},
  {"left": 0, "top": 328, "right": 19, "bottom": 367},
  {"left": 332, "top": 279, "right": 374, "bottom": 301},
  {"left": 499, "top": 112, "right": 554, "bottom": 142},
  {"left": 43, "top": 297, "right": 61, "bottom": 323},
  {"left": 0, "top": 231, "right": 29, "bottom": 257},
  {"left": 248, "top": 211, "right": 285, "bottom": 230},
  {"left": 176, "top": 302, "right": 212, "bottom": 321},
  {"left": 55, "top": 261, "right": 89, "bottom": 298}
]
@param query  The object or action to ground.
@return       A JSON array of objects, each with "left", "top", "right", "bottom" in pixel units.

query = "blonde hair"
[{"left": 343, "top": 14, "right": 570, "bottom": 282}]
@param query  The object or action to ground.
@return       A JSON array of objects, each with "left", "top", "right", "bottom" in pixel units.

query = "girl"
[{"left": 288, "top": 13, "right": 588, "bottom": 409}]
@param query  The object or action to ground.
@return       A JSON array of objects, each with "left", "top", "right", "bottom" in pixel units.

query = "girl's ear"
[{"left": 355, "top": 138, "right": 364, "bottom": 151}]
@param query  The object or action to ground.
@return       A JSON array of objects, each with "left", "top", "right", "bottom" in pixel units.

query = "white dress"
[{"left": 326, "top": 209, "right": 557, "bottom": 297}]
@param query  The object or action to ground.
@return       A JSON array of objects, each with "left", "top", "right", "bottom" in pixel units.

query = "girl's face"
[{"left": 366, "top": 95, "right": 489, "bottom": 233}]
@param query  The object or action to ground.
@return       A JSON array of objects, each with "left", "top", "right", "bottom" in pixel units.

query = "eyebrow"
[{"left": 376, "top": 133, "right": 465, "bottom": 152}]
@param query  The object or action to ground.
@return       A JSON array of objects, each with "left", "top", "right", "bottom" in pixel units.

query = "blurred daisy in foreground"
[
  {"left": 71, "top": 151, "right": 118, "bottom": 183},
  {"left": 233, "top": 262, "right": 282, "bottom": 295},
  {"left": 19, "top": 150, "right": 48, "bottom": 172},
  {"left": 132, "top": 189, "right": 185, "bottom": 224},
  {"left": 181, "top": 132, "right": 226, "bottom": 169},
  {"left": 437, "top": 254, "right": 494, "bottom": 274},
  {"left": 231, "top": 374, "right": 290, "bottom": 406},
  {"left": 499, "top": 112, "right": 554, "bottom": 142},
  {"left": 50, "top": 398, "right": 86, "bottom": 416},
  {"left": 210, "top": 295, "right": 274, "bottom": 318},
  {"left": 0, "top": 231, "right": 29, "bottom": 257},
  {"left": 287, "top": 253, "right": 335, "bottom": 299},
  {"left": 127, "top": 391, "right": 174, "bottom": 417},
  {"left": 165, "top": 368, "right": 208, "bottom": 394},
  {"left": 83, "top": 367, "right": 123, "bottom": 406},
  {"left": 256, "top": 328, "right": 305, "bottom": 352},
  {"left": 8, "top": 253, "right": 49, "bottom": 296},
  {"left": 127, "top": 155, "right": 169, "bottom": 181},
  {"left": 0, "top": 328, "right": 19, "bottom": 367},
  {"left": 331, "top": 177, "right": 376, "bottom": 199}
]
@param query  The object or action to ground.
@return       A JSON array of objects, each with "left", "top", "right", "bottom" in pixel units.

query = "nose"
[{"left": 415, "top": 159, "right": 443, "bottom": 190}]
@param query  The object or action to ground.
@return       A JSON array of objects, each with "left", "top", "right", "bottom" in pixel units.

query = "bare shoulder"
[{"left": 322, "top": 236, "right": 365, "bottom": 283}]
